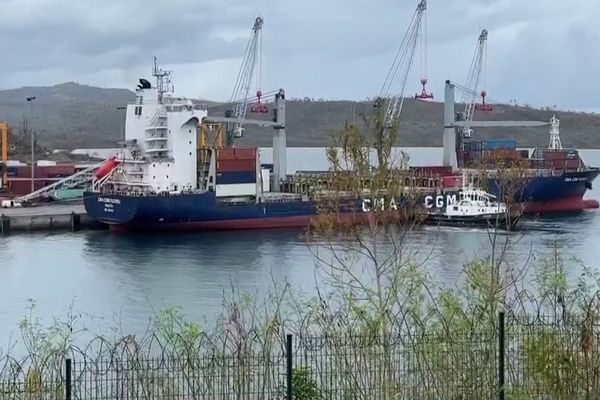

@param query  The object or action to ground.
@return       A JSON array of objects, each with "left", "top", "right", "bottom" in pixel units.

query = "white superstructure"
[
  {"left": 99, "top": 59, "right": 208, "bottom": 195},
  {"left": 445, "top": 187, "right": 506, "bottom": 217}
]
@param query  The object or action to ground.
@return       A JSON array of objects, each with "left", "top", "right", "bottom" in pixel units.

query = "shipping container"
[
  {"left": 409, "top": 166, "right": 453, "bottom": 176},
  {"left": 37, "top": 160, "right": 57, "bottom": 167},
  {"left": 482, "top": 138, "right": 517, "bottom": 150},
  {"left": 543, "top": 150, "right": 569, "bottom": 161},
  {"left": 215, "top": 183, "right": 256, "bottom": 197},
  {"left": 442, "top": 176, "right": 461, "bottom": 188},
  {"left": 544, "top": 158, "right": 581, "bottom": 170},
  {"left": 8, "top": 179, "right": 46, "bottom": 195},
  {"left": 483, "top": 148, "right": 519, "bottom": 159},
  {"left": 261, "top": 169, "right": 270, "bottom": 192},
  {"left": 45, "top": 165, "right": 76, "bottom": 178},
  {"left": 216, "top": 159, "right": 256, "bottom": 172},
  {"left": 16, "top": 166, "right": 48, "bottom": 178},
  {"left": 217, "top": 148, "right": 257, "bottom": 160},
  {"left": 216, "top": 171, "right": 257, "bottom": 184}
]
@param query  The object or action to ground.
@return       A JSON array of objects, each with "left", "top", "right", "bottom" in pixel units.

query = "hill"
[{"left": 1, "top": 83, "right": 599, "bottom": 151}]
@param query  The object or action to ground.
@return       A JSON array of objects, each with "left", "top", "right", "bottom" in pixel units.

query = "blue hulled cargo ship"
[{"left": 83, "top": 63, "right": 599, "bottom": 232}]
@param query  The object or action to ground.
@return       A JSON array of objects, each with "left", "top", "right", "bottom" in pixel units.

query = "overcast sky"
[{"left": 0, "top": 0, "right": 598, "bottom": 111}]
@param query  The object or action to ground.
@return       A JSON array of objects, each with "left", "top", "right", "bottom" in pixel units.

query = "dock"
[{"left": 0, "top": 203, "right": 105, "bottom": 234}]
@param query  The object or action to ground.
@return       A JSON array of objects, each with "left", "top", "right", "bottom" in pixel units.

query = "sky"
[{"left": 0, "top": 0, "right": 598, "bottom": 111}]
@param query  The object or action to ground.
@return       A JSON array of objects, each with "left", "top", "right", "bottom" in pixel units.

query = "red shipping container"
[
  {"left": 544, "top": 150, "right": 568, "bottom": 161},
  {"left": 45, "top": 165, "right": 76, "bottom": 177},
  {"left": 16, "top": 166, "right": 49, "bottom": 178},
  {"left": 565, "top": 159, "right": 580, "bottom": 169},
  {"left": 442, "top": 176, "right": 461, "bottom": 188},
  {"left": 216, "top": 159, "right": 256, "bottom": 172},
  {"left": 8, "top": 179, "right": 46, "bottom": 195},
  {"left": 217, "top": 148, "right": 257, "bottom": 160}
]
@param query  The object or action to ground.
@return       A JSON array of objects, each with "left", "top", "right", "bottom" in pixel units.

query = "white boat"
[{"left": 423, "top": 178, "right": 519, "bottom": 230}]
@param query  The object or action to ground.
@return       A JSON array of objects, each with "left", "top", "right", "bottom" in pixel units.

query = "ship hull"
[
  {"left": 485, "top": 169, "right": 600, "bottom": 214},
  {"left": 84, "top": 169, "right": 599, "bottom": 232}
]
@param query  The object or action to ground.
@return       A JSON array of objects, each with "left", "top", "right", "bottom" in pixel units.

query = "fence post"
[
  {"left": 65, "top": 358, "right": 72, "bottom": 400},
  {"left": 498, "top": 312, "right": 505, "bottom": 400},
  {"left": 286, "top": 334, "right": 293, "bottom": 400}
]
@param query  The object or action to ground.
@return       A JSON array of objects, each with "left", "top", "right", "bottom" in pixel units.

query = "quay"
[{"left": 0, "top": 203, "right": 104, "bottom": 234}]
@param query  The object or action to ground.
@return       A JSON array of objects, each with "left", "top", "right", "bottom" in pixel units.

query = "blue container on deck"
[
  {"left": 216, "top": 171, "right": 257, "bottom": 184},
  {"left": 482, "top": 139, "right": 517, "bottom": 150}
]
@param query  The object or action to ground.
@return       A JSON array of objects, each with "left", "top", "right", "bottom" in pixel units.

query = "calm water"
[{"left": 0, "top": 147, "right": 599, "bottom": 348}]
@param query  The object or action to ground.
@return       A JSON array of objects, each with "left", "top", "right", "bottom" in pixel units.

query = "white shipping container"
[
  {"left": 215, "top": 183, "right": 256, "bottom": 197},
  {"left": 261, "top": 169, "right": 270, "bottom": 193},
  {"left": 37, "top": 160, "right": 57, "bottom": 166}
]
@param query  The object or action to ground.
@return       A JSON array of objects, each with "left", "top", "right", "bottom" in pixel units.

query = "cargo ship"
[
  {"left": 82, "top": 66, "right": 599, "bottom": 232},
  {"left": 456, "top": 137, "right": 600, "bottom": 214}
]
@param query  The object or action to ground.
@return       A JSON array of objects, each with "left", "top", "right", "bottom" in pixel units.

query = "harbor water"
[{"left": 0, "top": 147, "right": 599, "bottom": 349}]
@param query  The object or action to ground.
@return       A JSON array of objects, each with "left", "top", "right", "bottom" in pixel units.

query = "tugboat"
[{"left": 423, "top": 177, "right": 520, "bottom": 230}]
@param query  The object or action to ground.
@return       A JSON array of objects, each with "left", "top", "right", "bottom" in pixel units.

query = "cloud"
[{"left": 0, "top": 0, "right": 597, "bottom": 110}]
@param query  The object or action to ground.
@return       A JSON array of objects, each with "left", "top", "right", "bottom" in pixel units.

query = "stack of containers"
[
  {"left": 463, "top": 140, "right": 483, "bottom": 167},
  {"left": 215, "top": 148, "right": 258, "bottom": 197},
  {"left": 542, "top": 150, "right": 581, "bottom": 170},
  {"left": 481, "top": 138, "right": 518, "bottom": 166}
]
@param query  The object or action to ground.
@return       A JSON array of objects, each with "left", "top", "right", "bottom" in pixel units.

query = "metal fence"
[{"left": 2, "top": 313, "right": 600, "bottom": 400}]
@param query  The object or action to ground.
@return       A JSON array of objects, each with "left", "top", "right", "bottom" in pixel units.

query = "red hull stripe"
[
  {"left": 108, "top": 213, "right": 389, "bottom": 233},
  {"left": 523, "top": 196, "right": 599, "bottom": 214},
  {"left": 110, "top": 215, "right": 315, "bottom": 232}
]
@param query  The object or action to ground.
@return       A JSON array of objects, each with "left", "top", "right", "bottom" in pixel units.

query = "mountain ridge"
[{"left": 1, "top": 82, "right": 599, "bottom": 151}]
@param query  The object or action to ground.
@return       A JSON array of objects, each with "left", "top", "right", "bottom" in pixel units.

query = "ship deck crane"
[
  {"left": 225, "top": 16, "right": 265, "bottom": 146},
  {"left": 458, "top": 29, "right": 489, "bottom": 138},
  {"left": 414, "top": 0, "right": 433, "bottom": 100},
  {"left": 443, "top": 80, "right": 549, "bottom": 168},
  {"left": 378, "top": 0, "right": 428, "bottom": 134},
  {"left": 202, "top": 17, "right": 288, "bottom": 190}
]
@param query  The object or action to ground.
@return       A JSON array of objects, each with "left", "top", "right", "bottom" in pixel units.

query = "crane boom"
[
  {"left": 378, "top": 0, "right": 427, "bottom": 131},
  {"left": 227, "top": 16, "right": 264, "bottom": 145},
  {"left": 459, "top": 29, "right": 488, "bottom": 136}
]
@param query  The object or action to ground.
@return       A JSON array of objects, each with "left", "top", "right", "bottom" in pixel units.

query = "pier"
[{"left": 0, "top": 203, "right": 104, "bottom": 234}]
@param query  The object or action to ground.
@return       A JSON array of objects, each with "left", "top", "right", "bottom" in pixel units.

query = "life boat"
[{"left": 95, "top": 157, "right": 120, "bottom": 179}]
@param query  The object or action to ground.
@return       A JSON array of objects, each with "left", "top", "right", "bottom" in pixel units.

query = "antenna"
[{"left": 153, "top": 56, "right": 174, "bottom": 103}]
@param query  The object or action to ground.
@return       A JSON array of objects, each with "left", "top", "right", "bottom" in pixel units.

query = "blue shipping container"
[
  {"left": 216, "top": 171, "right": 257, "bottom": 184},
  {"left": 482, "top": 139, "right": 517, "bottom": 150}
]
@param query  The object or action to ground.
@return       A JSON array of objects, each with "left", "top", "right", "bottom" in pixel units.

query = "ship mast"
[
  {"left": 548, "top": 115, "right": 562, "bottom": 150},
  {"left": 153, "top": 56, "right": 173, "bottom": 104}
]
